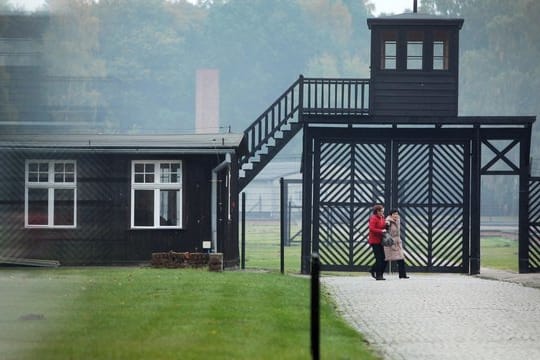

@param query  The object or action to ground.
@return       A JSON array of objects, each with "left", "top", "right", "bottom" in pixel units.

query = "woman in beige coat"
[{"left": 384, "top": 209, "right": 409, "bottom": 279}]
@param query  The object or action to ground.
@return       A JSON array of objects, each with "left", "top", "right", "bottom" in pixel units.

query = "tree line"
[{"left": 1, "top": 0, "right": 538, "bottom": 216}]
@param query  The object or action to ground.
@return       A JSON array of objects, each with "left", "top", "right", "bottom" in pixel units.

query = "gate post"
[
  {"left": 301, "top": 127, "right": 313, "bottom": 274},
  {"left": 519, "top": 126, "right": 532, "bottom": 273},
  {"left": 470, "top": 127, "right": 481, "bottom": 275}
]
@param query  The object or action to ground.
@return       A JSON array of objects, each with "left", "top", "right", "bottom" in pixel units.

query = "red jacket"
[{"left": 368, "top": 213, "right": 387, "bottom": 245}]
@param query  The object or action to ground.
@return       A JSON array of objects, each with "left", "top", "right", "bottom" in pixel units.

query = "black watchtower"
[
  {"left": 368, "top": 13, "right": 463, "bottom": 117},
  {"left": 237, "top": 8, "right": 537, "bottom": 274}
]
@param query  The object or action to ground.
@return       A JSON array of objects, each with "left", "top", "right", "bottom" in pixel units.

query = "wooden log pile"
[{"left": 151, "top": 251, "right": 222, "bottom": 271}]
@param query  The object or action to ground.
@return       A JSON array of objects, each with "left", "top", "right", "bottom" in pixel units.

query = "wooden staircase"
[{"left": 238, "top": 75, "right": 369, "bottom": 190}]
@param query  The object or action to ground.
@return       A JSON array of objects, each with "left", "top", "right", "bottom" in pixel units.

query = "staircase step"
[
  {"left": 254, "top": 148, "right": 268, "bottom": 156},
  {"left": 242, "top": 163, "right": 254, "bottom": 170}
]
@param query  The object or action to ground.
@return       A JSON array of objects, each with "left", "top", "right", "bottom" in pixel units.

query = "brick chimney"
[{"left": 195, "top": 69, "right": 219, "bottom": 133}]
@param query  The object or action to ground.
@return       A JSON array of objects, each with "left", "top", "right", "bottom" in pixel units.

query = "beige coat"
[{"left": 383, "top": 216, "right": 405, "bottom": 261}]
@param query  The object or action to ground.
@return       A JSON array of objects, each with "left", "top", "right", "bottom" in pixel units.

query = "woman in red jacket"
[{"left": 368, "top": 204, "right": 388, "bottom": 280}]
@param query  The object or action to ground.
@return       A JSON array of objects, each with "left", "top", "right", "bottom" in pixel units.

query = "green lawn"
[
  {"left": 481, "top": 237, "right": 518, "bottom": 272},
  {"left": 0, "top": 221, "right": 519, "bottom": 360},
  {"left": 0, "top": 267, "right": 379, "bottom": 360},
  {"left": 243, "top": 220, "right": 301, "bottom": 272}
]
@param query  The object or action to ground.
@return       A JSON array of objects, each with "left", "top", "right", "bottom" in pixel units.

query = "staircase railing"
[
  {"left": 302, "top": 77, "right": 369, "bottom": 116},
  {"left": 239, "top": 75, "right": 370, "bottom": 190},
  {"left": 241, "top": 77, "right": 301, "bottom": 167}
]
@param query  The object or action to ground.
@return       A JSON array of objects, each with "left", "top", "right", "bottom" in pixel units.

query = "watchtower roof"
[{"left": 367, "top": 12, "right": 464, "bottom": 29}]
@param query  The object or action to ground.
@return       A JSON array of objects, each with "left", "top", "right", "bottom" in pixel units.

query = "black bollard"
[
  {"left": 311, "top": 252, "right": 320, "bottom": 360},
  {"left": 241, "top": 192, "right": 246, "bottom": 270}
]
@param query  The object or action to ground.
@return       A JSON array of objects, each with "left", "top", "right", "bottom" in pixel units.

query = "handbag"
[{"left": 381, "top": 232, "right": 394, "bottom": 247}]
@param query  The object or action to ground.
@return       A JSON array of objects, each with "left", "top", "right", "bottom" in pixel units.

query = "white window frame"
[
  {"left": 406, "top": 31, "right": 424, "bottom": 70},
  {"left": 131, "top": 160, "right": 183, "bottom": 229},
  {"left": 433, "top": 33, "right": 449, "bottom": 71},
  {"left": 381, "top": 31, "right": 397, "bottom": 70},
  {"left": 24, "top": 160, "right": 77, "bottom": 228}
]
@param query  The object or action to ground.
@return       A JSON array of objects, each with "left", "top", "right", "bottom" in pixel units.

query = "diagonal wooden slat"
[
  {"left": 529, "top": 180, "right": 540, "bottom": 224},
  {"left": 433, "top": 144, "right": 464, "bottom": 205},
  {"left": 529, "top": 180, "right": 540, "bottom": 270},
  {"left": 398, "top": 144, "right": 430, "bottom": 205}
]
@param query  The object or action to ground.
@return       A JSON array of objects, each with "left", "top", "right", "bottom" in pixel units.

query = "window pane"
[
  {"left": 160, "top": 163, "right": 171, "bottom": 183},
  {"left": 145, "top": 174, "right": 154, "bottom": 183},
  {"left": 407, "top": 58, "right": 422, "bottom": 69},
  {"left": 134, "top": 163, "right": 155, "bottom": 183},
  {"left": 54, "top": 162, "right": 75, "bottom": 183},
  {"left": 382, "top": 40, "right": 396, "bottom": 70},
  {"left": 407, "top": 41, "right": 423, "bottom": 69},
  {"left": 380, "top": 31, "right": 397, "bottom": 70},
  {"left": 433, "top": 58, "right": 444, "bottom": 70},
  {"left": 28, "top": 188, "right": 48, "bottom": 225},
  {"left": 29, "top": 162, "right": 49, "bottom": 182},
  {"left": 171, "top": 163, "right": 180, "bottom": 183},
  {"left": 160, "top": 190, "right": 179, "bottom": 226},
  {"left": 64, "top": 162, "right": 75, "bottom": 183},
  {"left": 434, "top": 42, "right": 444, "bottom": 57},
  {"left": 433, "top": 32, "right": 449, "bottom": 70},
  {"left": 160, "top": 162, "right": 181, "bottom": 183},
  {"left": 407, "top": 31, "right": 423, "bottom": 70},
  {"left": 134, "top": 190, "right": 154, "bottom": 226},
  {"left": 54, "top": 189, "right": 74, "bottom": 226},
  {"left": 385, "top": 58, "right": 396, "bottom": 69}
]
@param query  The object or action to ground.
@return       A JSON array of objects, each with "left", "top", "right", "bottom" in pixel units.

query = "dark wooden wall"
[
  {"left": 368, "top": 26, "right": 460, "bottom": 117},
  {"left": 0, "top": 150, "right": 239, "bottom": 266}
]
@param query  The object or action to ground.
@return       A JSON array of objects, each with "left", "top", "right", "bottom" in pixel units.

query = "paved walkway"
[{"left": 322, "top": 269, "right": 540, "bottom": 360}]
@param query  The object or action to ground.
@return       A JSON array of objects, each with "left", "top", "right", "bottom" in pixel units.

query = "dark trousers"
[
  {"left": 370, "top": 244, "right": 387, "bottom": 277},
  {"left": 389, "top": 259, "right": 407, "bottom": 277}
]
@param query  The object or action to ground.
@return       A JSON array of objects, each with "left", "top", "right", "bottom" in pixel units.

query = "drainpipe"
[{"left": 211, "top": 152, "right": 231, "bottom": 253}]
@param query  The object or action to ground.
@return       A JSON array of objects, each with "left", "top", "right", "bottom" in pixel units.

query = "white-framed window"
[
  {"left": 407, "top": 31, "right": 424, "bottom": 70},
  {"left": 433, "top": 30, "right": 449, "bottom": 70},
  {"left": 381, "top": 30, "right": 397, "bottom": 70},
  {"left": 25, "top": 160, "right": 77, "bottom": 228},
  {"left": 131, "top": 160, "right": 182, "bottom": 229}
]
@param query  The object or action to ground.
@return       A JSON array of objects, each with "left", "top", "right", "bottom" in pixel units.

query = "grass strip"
[{"left": 1, "top": 267, "right": 378, "bottom": 360}]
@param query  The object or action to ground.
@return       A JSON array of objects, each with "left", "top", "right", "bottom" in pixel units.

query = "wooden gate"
[{"left": 308, "top": 128, "right": 469, "bottom": 272}]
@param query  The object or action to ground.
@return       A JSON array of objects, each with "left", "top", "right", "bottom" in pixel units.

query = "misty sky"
[{"left": 10, "top": 0, "right": 418, "bottom": 16}]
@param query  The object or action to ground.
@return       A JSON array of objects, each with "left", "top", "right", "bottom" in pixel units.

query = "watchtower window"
[
  {"left": 433, "top": 31, "right": 449, "bottom": 70},
  {"left": 406, "top": 31, "right": 423, "bottom": 70},
  {"left": 381, "top": 31, "right": 397, "bottom": 70}
]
